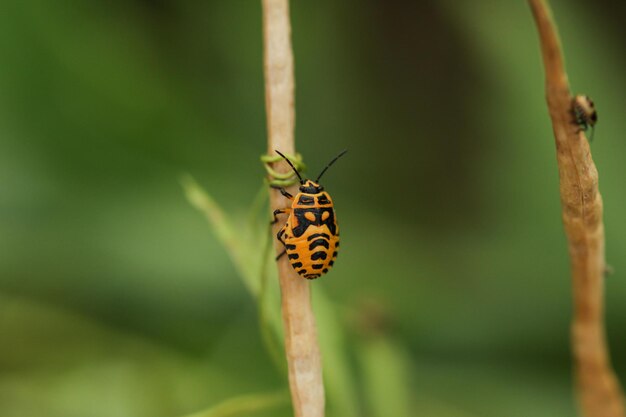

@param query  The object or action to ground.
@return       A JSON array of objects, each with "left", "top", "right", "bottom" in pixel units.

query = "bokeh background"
[{"left": 2, "top": 1, "right": 626, "bottom": 416}]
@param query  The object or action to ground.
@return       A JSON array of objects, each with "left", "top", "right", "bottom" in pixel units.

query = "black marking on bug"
[
  {"left": 329, "top": 260, "right": 334, "bottom": 266},
  {"left": 297, "top": 195, "right": 315, "bottom": 206},
  {"left": 304, "top": 274, "right": 320, "bottom": 280},
  {"left": 292, "top": 262, "right": 303, "bottom": 268},
  {"left": 317, "top": 195, "right": 330, "bottom": 205},
  {"left": 292, "top": 208, "right": 336, "bottom": 237},
  {"left": 307, "top": 233, "right": 330, "bottom": 241},
  {"left": 309, "top": 239, "right": 330, "bottom": 250},
  {"left": 311, "top": 251, "right": 327, "bottom": 261},
  {"left": 312, "top": 264, "right": 325, "bottom": 270},
  {"left": 332, "top": 251, "right": 338, "bottom": 257},
  {"left": 288, "top": 253, "right": 299, "bottom": 260},
  {"left": 335, "top": 242, "right": 340, "bottom": 248},
  {"left": 286, "top": 244, "right": 296, "bottom": 250},
  {"left": 323, "top": 268, "right": 328, "bottom": 273}
]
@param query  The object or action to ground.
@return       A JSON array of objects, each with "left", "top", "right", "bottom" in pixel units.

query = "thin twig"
[
  {"left": 528, "top": 1, "right": 626, "bottom": 416},
  {"left": 262, "top": 1, "right": 325, "bottom": 417}
]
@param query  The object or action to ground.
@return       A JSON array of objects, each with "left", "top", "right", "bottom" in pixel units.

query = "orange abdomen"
[{"left": 284, "top": 218, "right": 339, "bottom": 280}]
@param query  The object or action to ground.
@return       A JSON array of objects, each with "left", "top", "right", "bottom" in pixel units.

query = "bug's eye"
[
  {"left": 305, "top": 212, "right": 316, "bottom": 222},
  {"left": 321, "top": 211, "right": 330, "bottom": 221}
]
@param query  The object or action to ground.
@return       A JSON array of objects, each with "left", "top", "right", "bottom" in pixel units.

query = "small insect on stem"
[
  {"left": 273, "top": 150, "right": 347, "bottom": 280},
  {"left": 572, "top": 94, "right": 598, "bottom": 141}
]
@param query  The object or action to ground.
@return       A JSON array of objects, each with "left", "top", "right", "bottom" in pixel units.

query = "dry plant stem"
[
  {"left": 529, "top": 1, "right": 626, "bottom": 416},
  {"left": 262, "top": 1, "right": 325, "bottom": 417}
]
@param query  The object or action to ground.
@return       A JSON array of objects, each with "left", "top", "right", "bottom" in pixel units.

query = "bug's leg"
[
  {"left": 271, "top": 207, "right": 291, "bottom": 225},
  {"left": 270, "top": 185, "right": 294, "bottom": 200},
  {"left": 276, "top": 228, "right": 287, "bottom": 260},
  {"left": 277, "top": 227, "right": 285, "bottom": 243}
]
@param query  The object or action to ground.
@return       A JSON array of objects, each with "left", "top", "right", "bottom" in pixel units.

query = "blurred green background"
[{"left": 2, "top": 0, "right": 626, "bottom": 416}]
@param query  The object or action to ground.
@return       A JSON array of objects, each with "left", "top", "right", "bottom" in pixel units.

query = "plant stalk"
[
  {"left": 528, "top": 1, "right": 626, "bottom": 416},
  {"left": 261, "top": 1, "right": 325, "bottom": 416}
]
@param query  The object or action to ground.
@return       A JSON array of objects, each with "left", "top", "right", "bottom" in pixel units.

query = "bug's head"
[{"left": 300, "top": 180, "right": 323, "bottom": 193}]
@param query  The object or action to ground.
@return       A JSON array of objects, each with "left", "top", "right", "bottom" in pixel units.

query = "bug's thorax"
[{"left": 289, "top": 188, "right": 337, "bottom": 238}]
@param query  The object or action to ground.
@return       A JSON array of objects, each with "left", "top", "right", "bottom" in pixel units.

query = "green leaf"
[
  {"left": 181, "top": 174, "right": 257, "bottom": 294},
  {"left": 314, "top": 290, "right": 360, "bottom": 417},
  {"left": 179, "top": 390, "right": 290, "bottom": 417},
  {"left": 358, "top": 338, "right": 412, "bottom": 417},
  {"left": 182, "top": 175, "right": 285, "bottom": 373}
]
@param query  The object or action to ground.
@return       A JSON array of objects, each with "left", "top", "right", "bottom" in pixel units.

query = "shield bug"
[
  {"left": 271, "top": 150, "right": 347, "bottom": 279},
  {"left": 572, "top": 94, "right": 597, "bottom": 140}
]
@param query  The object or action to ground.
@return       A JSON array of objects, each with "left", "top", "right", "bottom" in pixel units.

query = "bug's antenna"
[
  {"left": 316, "top": 149, "right": 348, "bottom": 183},
  {"left": 275, "top": 150, "right": 304, "bottom": 184}
]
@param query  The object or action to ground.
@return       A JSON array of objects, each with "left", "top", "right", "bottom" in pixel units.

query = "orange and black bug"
[
  {"left": 271, "top": 150, "right": 347, "bottom": 280},
  {"left": 572, "top": 94, "right": 597, "bottom": 140}
]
